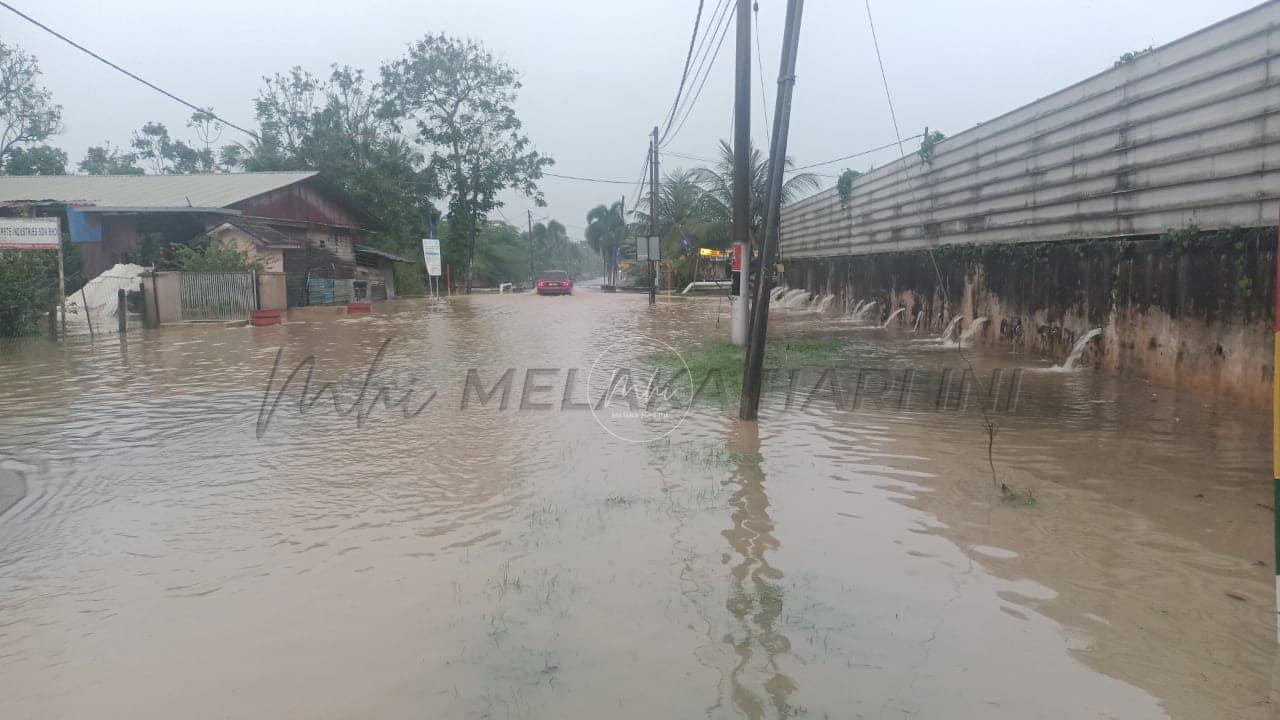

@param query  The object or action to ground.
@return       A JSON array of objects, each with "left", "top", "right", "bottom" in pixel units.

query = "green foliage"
[
  {"left": 2, "top": 145, "right": 66, "bottom": 175},
  {"left": 225, "top": 64, "right": 436, "bottom": 277},
  {"left": 171, "top": 240, "right": 262, "bottom": 273},
  {"left": 917, "top": 130, "right": 946, "bottom": 166},
  {"left": 381, "top": 34, "right": 552, "bottom": 291},
  {"left": 836, "top": 169, "right": 862, "bottom": 206},
  {"left": 0, "top": 249, "right": 57, "bottom": 337},
  {"left": 78, "top": 142, "right": 144, "bottom": 175},
  {"left": 1158, "top": 224, "right": 1199, "bottom": 254},
  {"left": 1114, "top": 47, "right": 1153, "bottom": 68},
  {"left": 644, "top": 337, "right": 851, "bottom": 400},
  {"left": 685, "top": 138, "right": 821, "bottom": 244},
  {"left": 0, "top": 41, "right": 63, "bottom": 167},
  {"left": 131, "top": 121, "right": 215, "bottom": 174},
  {"left": 999, "top": 484, "right": 1037, "bottom": 507},
  {"left": 585, "top": 201, "right": 626, "bottom": 284}
]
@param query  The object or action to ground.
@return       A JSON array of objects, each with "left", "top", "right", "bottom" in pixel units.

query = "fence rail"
[{"left": 180, "top": 272, "right": 256, "bottom": 321}]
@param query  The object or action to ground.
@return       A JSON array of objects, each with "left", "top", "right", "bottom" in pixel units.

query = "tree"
[
  {"left": 527, "top": 219, "right": 573, "bottom": 277},
  {"left": 171, "top": 240, "right": 261, "bottom": 273},
  {"left": 585, "top": 201, "right": 627, "bottom": 285},
  {"left": 381, "top": 34, "right": 551, "bottom": 292},
  {"left": 0, "top": 41, "right": 62, "bottom": 168},
  {"left": 0, "top": 248, "right": 57, "bottom": 337},
  {"left": 130, "top": 121, "right": 215, "bottom": 174},
  {"left": 692, "top": 139, "right": 820, "bottom": 244},
  {"left": 3, "top": 144, "right": 66, "bottom": 175},
  {"left": 79, "top": 143, "right": 144, "bottom": 175},
  {"left": 228, "top": 64, "right": 437, "bottom": 294}
]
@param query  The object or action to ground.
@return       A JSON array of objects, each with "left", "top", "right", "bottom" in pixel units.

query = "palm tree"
[
  {"left": 693, "top": 139, "right": 821, "bottom": 245},
  {"left": 528, "top": 220, "right": 572, "bottom": 274},
  {"left": 585, "top": 201, "right": 626, "bottom": 285},
  {"left": 630, "top": 168, "right": 727, "bottom": 249}
]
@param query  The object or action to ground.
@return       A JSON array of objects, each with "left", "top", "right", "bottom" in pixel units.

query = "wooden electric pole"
[{"left": 740, "top": 0, "right": 805, "bottom": 421}]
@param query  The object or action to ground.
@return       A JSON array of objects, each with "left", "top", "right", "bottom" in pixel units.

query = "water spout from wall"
[
  {"left": 938, "top": 315, "right": 964, "bottom": 342},
  {"left": 851, "top": 300, "right": 880, "bottom": 326},
  {"left": 1058, "top": 328, "right": 1103, "bottom": 370},
  {"left": 882, "top": 307, "right": 907, "bottom": 329},
  {"left": 959, "top": 317, "right": 988, "bottom": 346}
]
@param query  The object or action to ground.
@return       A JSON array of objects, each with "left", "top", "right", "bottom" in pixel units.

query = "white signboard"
[
  {"left": 0, "top": 217, "right": 60, "bottom": 250},
  {"left": 636, "top": 236, "right": 661, "bottom": 262},
  {"left": 421, "top": 238, "right": 442, "bottom": 277}
]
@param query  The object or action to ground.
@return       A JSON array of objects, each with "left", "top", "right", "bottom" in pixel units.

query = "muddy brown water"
[{"left": 0, "top": 292, "right": 1275, "bottom": 719}]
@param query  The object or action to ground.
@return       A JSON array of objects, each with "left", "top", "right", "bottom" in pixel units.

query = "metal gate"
[{"left": 180, "top": 272, "right": 256, "bottom": 321}]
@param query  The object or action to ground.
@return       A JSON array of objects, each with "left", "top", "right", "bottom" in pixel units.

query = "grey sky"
[{"left": 3, "top": 0, "right": 1262, "bottom": 239}]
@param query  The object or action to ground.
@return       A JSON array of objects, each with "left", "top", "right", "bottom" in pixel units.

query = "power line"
[
  {"left": 657, "top": 0, "right": 707, "bottom": 145},
  {"left": 660, "top": 0, "right": 735, "bottom": 149},
  {"left": 0, "top": 1, "right": 259, "bottom": 139},
  {"left": 543, "top": 171, "right": 634, "bottom": 185},
  {"left": 629, "top": 151, "right": 651, "bottom": 213},
  {"left": 663, "top": 0, "right": 738, "bottom": 148},
  {"left": 661, "top": 150, "right": 717, "bottom": 163},
  {"left": 789, "top": 135, "right": 923, "bottom": 172}
]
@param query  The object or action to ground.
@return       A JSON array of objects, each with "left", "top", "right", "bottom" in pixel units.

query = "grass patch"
[
  {"left": 643, "top": 337, "right": 853, "bottom": 400},
  {"left": 999, "top": 484, "right": 1037, "bottom": 507}
]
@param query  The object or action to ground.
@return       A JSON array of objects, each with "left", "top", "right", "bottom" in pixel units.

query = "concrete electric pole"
[
  {"left": 649, "top": 126, "right": 660, "bottom": 306},
  {"left": 730, "top": 0, "right": 752, "bottom": 346},
  {"left": 740, "top": 0, "right": 805, "bottom": 420}
]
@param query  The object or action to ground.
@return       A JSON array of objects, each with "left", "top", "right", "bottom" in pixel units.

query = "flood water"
[{"left": 0, "top": 291, "right": 1275, "bottom": 719}]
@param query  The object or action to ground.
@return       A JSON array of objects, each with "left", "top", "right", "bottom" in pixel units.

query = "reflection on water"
[
  {"left": 721, "top": 421, "right": 795, "bottom": 719},
  {"left": 0, "top": 292, "right": 1274, "bottom": 719}
]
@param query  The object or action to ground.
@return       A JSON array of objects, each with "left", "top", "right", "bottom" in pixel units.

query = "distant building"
[{"left": 0, "top": 172, "right": 410, "bottom": 305}]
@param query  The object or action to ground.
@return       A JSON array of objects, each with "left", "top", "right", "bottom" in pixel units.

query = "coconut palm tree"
[
  {"left": 692, "top": 139, "right": 821, "bottom": 244},
  {"left": 630, "top": 168, "right": 727, "bottom": 248},
  {"left": 585, "top": 201, "right": 626, "bottom": 285}
]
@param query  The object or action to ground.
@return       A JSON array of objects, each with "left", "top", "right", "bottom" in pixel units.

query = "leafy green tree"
[
  {"left": 585, "top": 201, "right": 627, "bottom": 285},
  {"left": 380, "top": 34, "right": 552, "bottom": 292},
  {"left": 469, "top": 221, "right": 527, "bottom": 286},
  {"left": 130, "top": 121, "right": 215, "bottom": 174},
  {"left": 171, "top": 241, "right": 262, "bottom": 273},
  {"left": 3, "top": 144, "right": 66, "bottom": 175},
  {"left": 0, "top": 41, "right": 62, "bottom": 168},
  {"left": 78, "top": 143, "right": 144, "bottom": 175},
  {"left": 527, "top": 219, "right": 571, "bottom": 276},
  {"left": 227, "top": 65, "right": 436, "bottom": 294},
  {"left": 0, "top": 249, "right": 57, "bottom": 337}
]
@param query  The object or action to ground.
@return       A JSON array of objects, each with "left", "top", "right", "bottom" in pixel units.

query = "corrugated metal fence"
[
  {"left": 180, "top": 272, "right": 256, "bottom": 321},
  {"left": 780, "top": 1, "right": 1280, "bottom": 259}
]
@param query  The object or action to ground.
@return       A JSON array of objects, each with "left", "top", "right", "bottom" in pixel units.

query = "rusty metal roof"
[
  {"left": 0, "top": 171, "right": 319, "bottom": 210},
  {"left": 208, "top": 220, "right": 305, "bottom": 249}
]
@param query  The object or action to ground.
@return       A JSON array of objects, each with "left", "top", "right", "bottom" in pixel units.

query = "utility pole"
[
  {"left": 527, "top": 209, "right": 536, "bottom": 285},
  {"left": 730, "top": 0, "right": 752, "bottom": 346},
  {"left": 649, "top": 126, "right": 660, "bottom": 306},
  {"left": 740, "top": 0, "right": 805, "bottom": 421},
  {"left": 617, "top": 194, "right": 626, "bottom": 287}
]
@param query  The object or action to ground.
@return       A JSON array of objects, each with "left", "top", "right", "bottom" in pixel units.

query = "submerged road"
[{"left": 0, "top": 292, "right": 1274, "bottom": 719}]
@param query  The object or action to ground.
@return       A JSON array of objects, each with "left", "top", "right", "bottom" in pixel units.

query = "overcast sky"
[{"left": 3, "top": 0, "right": 1262, "bottom": 239}]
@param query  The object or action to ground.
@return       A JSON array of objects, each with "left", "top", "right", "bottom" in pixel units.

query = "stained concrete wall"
[
  {"left": 142, "top": 271, "right": 181, "bottom": 327},
  {"left": 784, "top": 229, "right": 1276, "bottom": 406},
  {"left": 257, "top": 272, "right": 286, "bottom": 311},
  {"left": 780, "top": 1, "right": 1280, "bottom": 258}
]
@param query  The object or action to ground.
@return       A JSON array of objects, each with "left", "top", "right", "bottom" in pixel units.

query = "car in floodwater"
[{"left": 535, "top": 270, "right": 573, "bottom": 295}]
